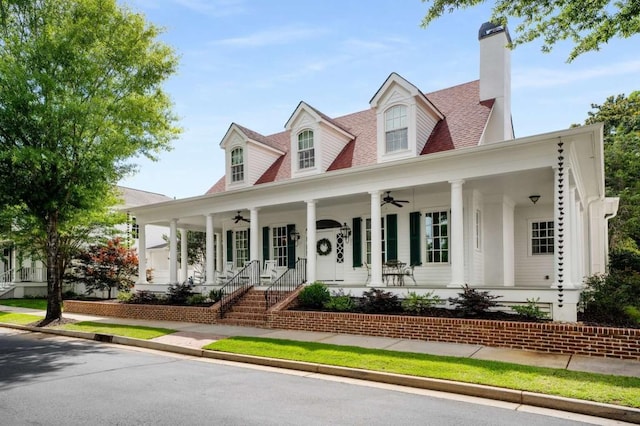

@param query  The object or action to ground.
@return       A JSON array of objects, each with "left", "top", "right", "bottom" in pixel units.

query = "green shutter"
[
  {"left": 286, "top": 224, "right": 296, "bottom": 268},
  {"left": 226, "top": 230, "right": 233, "bottom": 262},
  {"left": 262, "top": 227, "right": 270, "bottom": 261},
  {"left": 247, "top": 228, "right": 251, "bottom": 260},
  {"left": 410, "top": 211, "right": 421, "bottom": 266},
  {"left": 352, "top": 217, "right": 362, "bottom": 267},
  {"left": 386, "top": 214, "right": 397, "bottom": 261}
]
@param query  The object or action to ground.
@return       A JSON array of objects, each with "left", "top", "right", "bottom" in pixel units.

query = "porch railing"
[
  {"left": 218, "top": 260, "right": 260, "bottom": 318},
  {"left": 0, "top": 269, "right": 14, "bottom": 289},
  {"left": 17, "top": 267, "right": 47, "bottom": 283},
  {"left": 265, "top": 258, "right": 307, "bottom": 309}
]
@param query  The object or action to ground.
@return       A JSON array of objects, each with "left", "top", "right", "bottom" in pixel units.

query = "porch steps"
[{"left": 219, "top": 289, "right": 268, "bottom": 327}]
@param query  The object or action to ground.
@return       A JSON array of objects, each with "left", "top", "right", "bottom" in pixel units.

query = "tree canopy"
[
  {"left": 421, "top": 0, "right": 640, "bottom": 62},
  {"left": 0, "top": 0, "right": 180, "bottom": 321},
  {"left": 584, "top": 91, "right": 640, "bottom": 249}
]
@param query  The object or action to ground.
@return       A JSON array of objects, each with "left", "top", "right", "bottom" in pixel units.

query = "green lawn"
[
  {"left": 0, "top": 311, "right": 44, "bottom": 325},
  {"left": 57, "top": 321, "right": 176, "bottom": 340},
  {"left": 205, "top": 337, "right": 640, "bottom": 408},
  {"left": 0, "top": 298, "right": 48, "bottom": 310}
]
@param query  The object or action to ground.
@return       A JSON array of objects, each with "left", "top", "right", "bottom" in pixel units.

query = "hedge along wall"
[
  {"left": 65, "top": 300, "right": 220, "bottom": 325},
  {"left": 266, "top": 309, "right": 640, "bottom": 360}
]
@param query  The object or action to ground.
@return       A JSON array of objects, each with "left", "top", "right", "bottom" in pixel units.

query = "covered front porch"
[{"left": 129, "top": 126, "right": 614, "bottom": 322}]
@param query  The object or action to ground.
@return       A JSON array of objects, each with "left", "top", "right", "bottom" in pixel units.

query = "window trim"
[
  {"left": 364, "top": 216, "right": 386, "bottom": 264},
  {"left": 234, "top": 228, "right": 249, "bottom": 268},
  {"left": 424, "top": 209, "right": 450, "bottom": 264},
  {"left": 529, "top": 219, "right": 554, "bottom": 256},
  {"left": 230, "top": 147, "right": 244, "bottom": 183},
  {"left": 271, "top": 225, "right": 289, "bottom": 267},
  {"left": 297, "top": 129, "right": 315, "bottom": 170},
  {"left": 384, "top": 104, "right": 408, "bottom": 153}
]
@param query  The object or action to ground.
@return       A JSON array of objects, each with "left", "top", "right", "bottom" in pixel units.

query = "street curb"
[{"left": 2, "top": 323, "right": 639, "bottom": 424}]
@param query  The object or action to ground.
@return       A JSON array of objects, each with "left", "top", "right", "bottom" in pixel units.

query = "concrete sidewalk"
[{"left": 2, "top": 304, "right": 639, "bottom": 379}]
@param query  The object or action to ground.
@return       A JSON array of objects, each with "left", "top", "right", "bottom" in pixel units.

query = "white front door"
[{"left": 316, "top": 230, "right": 345, "bottom": 282}]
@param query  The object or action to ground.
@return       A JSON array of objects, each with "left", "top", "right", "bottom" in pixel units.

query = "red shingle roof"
[{"left": 206, "top": 79, "right": 493, "bottom": 194}]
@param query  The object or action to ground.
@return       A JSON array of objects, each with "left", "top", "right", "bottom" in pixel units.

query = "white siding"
[
  {"left": 416, "top": 105, "right": 439, "bottom": 154},
  {"left": 320, "top": 125, "right": 349, "bottom": 172},
  {"left": 514, "top": 205, "right": 555, "bottom": 287},
  {"left": 246, "top": 143, "right": 280, "bottom": 185}
]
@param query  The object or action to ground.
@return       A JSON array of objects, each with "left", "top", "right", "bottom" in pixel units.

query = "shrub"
[
  {"left": 298, "top": 282, "right": 330, "bottom": 308},
  {"left": 62, "top": 289, "right": 78, "bottom": 300},
  {"left": 166, "top": 281, "right": 194, "bottom": 305},
  {"left": 448, "top": 284, "right": 501, "bottom": 316},
  {"left": 581, "top": 272, "right": 640, "bottom": 327},
  {"left": 186, "top": 294, "right": 207, "bottom": 305},
  {"left": 609, "top": 247, "right": 640, "bottom": 273},
  {"left": 401, "top": 291, "right": 441, "bottom": 315},
  {"left": 209, "top": 288, "right": 224, "bottom": 303},
  {"left": 360, "top": 288, "right": 400, "bottom": 313},
  {"left": 323, "top": 291, "right": 356, "bottom": 312},
  {"left": 117, "top": 291, "right": 133, "bottom": 303},
  {"left": 511, "top": 298, "right": 548, "bottom": 320},
  {"left": 128, "top": 290, "right": 163, "bottom": 304}
]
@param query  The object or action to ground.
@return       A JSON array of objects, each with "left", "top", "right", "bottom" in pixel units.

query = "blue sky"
[{"left": 119, "top": 0, "right": 640, "bottom": 199}]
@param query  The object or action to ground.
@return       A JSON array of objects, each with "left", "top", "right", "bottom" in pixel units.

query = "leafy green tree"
[
  {"left": 421, "top": 0, "right": 640, "bottom": 62},
  {"left": 0, "top": 0, "right": 180, "bottom": 322},
  {"left": 583, "top": 92, "right": 640, "bottom": 249},
  {"left": 67, "top": 237, "right": 138, "bottom": 299}
]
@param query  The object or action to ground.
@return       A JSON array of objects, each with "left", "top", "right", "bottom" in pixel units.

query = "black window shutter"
[
  {"left": 410, "top": 211, "right": 422, "bottom": 266},
  {"left": 286, "top": 224, "right": 296, "bottom": 268},
  {"left": 226, "top": 230, "right": 233, "bottom": 262},
  {"left": 352, "top": 217, "right": 362, "bottom": 267},
  {"left": 247, "top": 228, "right": 251, "bottom": 260},
  {"left": 386, "top": 214, "right": 398, "bottom": 261},
  {"left": 262, "top": 227, "right": 270, "bottom": 261}
]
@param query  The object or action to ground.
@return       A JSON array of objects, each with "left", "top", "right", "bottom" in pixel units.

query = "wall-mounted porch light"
[
  {"left": 529, "top": 195, "right": 541, "bottom": 205},
  {"left": 339, "top": 222, "right": 352, "bottom": 243},
  {"left": 289, "top": 228, "right": 301, "bottom": 245}
]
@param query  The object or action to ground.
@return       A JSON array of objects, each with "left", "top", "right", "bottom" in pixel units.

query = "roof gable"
[
  {"left": 285, "top": 101, "right": 355, "bottom": 139},
  {"left": 370, "top": 72, "right": 443, "bottom": 120}
]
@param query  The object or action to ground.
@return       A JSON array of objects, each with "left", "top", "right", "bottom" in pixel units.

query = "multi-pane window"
[
  {"left": 532, "top": 221, "right": 554, "bottom": 254},
  {"left": 425, "top": 211, "right": 449, "bottom": 263},
  {"left": 298, "top": 130, "right": 315, "bottom": 169},
  {"left": 234, "top": 229, "right": 248, "bottom": 268},
  {"left": 231, "top": 147, "right": 244, "bottom": 183},
  {"left": 365, "top": 217, "right": 386, "bottom": 264},
  {"left": 272, "top": 226, "right": 288, "bottom": 267},
  {"left": 385, "top": 105, "right": 408, "bottom": 152}
]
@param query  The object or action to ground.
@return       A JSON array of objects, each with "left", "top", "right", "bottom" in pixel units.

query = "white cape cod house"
[{"left": 128, "top": 23, "right": 618, "bottom": 322}]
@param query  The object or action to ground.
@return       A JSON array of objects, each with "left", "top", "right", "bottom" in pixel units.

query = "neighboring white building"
[{"left": 125, "top": 23, "right": 618, "bottom": 321}]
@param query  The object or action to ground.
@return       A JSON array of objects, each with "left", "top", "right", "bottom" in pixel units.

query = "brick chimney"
[{"left": 479, "top": 22, "right": 513, "bottom": 143}]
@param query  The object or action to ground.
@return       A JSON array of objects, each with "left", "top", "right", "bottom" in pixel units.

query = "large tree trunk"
[{"left": 44, "top": 211, "right": 62, "bottom": 321}]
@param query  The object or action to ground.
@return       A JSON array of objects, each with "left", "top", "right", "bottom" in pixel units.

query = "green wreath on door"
[{"left": 316, "top": 238, "right": 332, "bottom": 256}]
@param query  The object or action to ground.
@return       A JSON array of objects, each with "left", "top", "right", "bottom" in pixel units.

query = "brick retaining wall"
[
  {"left": 267, "top": 309, "right": 640, "bottom": 360},
  {"left": 65, "top": 300, "right": 220, "bottom": 324}
]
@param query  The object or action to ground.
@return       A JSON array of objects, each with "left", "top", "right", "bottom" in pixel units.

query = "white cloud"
[
  {"left": 213, "top": 26, "right": 328, "bottom": 48},
  {"left": 513, "top": 60, "right": 640, "bottom": 89}
]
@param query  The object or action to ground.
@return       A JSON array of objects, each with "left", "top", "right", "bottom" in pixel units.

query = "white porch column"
[
  {"left": 553, "top": 166, "right": 574, "bottom": 288},
  {"left": 180, "top": 228, "right": 188, "bottom": 283},
  {"left": 502, "top": 197, "right": 515, "bottom": 287},
  {"left": 205, "top": 214, "right": 215, "bottom": 285},
  {"left": 136, "top": 222, "right": 147, "bottom": 284},
  {"left": 306, "top": 200, "right": 317, "bottom": 283},
  {"left": 250, "top": 208, "right": 259, "bottom": 262},
  {"left": 215, "top": 232, "right": 222, "bottom": 273},
  {"left": 449, "top": 180, "right": 465, "bottom": 287},
  {"left": 369, "top": 190, "right": 383, "bottom": 287},
  {"left": 169, "top": 219, "right": 178, "bottom": 284}
]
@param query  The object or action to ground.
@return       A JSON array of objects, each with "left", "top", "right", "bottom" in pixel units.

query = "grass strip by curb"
[
  {"left": 205, "top": 336, "right": 640, "bottom": 408},
  {"left": 56, "top": 321, "right": 176, "bottom": 340},
  {"left": 0, "top": 311, "right": 44, "bottom": 325},
  {"left": 0, "top": 298, "right": 48, "bottom": 310}
]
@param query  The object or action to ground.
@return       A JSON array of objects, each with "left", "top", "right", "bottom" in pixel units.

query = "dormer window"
[
  {"left": 298, "top": 130, "right": 315, "bottom": 169},
  {"left": 231, "top": 147, "right": 244, "bottom": 183},
  {"left": 385, "top": 105, "right": 408, "bottom": 152}
]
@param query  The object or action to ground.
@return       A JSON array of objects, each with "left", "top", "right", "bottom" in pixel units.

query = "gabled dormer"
[
  {"left": 370, "top": 73, "right": 444, "bottom": 163},
  {"left": 220, "top": 123, "right": 284, "bottom": 191},
  {"left": 285, "top": 102, "right": 354, "bottom": 178}
]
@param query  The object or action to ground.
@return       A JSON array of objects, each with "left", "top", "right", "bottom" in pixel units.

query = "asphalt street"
[{"left": 0, "top": 329, "right": 623, "bottom": 426}]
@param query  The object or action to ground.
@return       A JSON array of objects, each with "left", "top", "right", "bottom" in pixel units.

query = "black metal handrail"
[
  {"left": 218, "top": 260, "right": 260, "bottom": 318},
  {"left": 265, "top": 258, "right": 307, "bottom": 309}
]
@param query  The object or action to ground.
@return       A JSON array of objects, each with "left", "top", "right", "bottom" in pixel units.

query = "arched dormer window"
[
  {"left": 298, "top": 130, "right": 315, "bottom": 169},
  {"left": 231, "top": 147, "right": 244, "bottom": 183},
  {"left": 385, "top": 105, "right": 408, "bottom": 152}
]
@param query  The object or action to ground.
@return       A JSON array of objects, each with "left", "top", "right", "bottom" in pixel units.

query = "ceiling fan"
[
  {"left": 381, "top": 191, "right": 409, "bottom": 208},
  {"left": 233, "top": 211, "right": 250, "bottom": 223}
]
